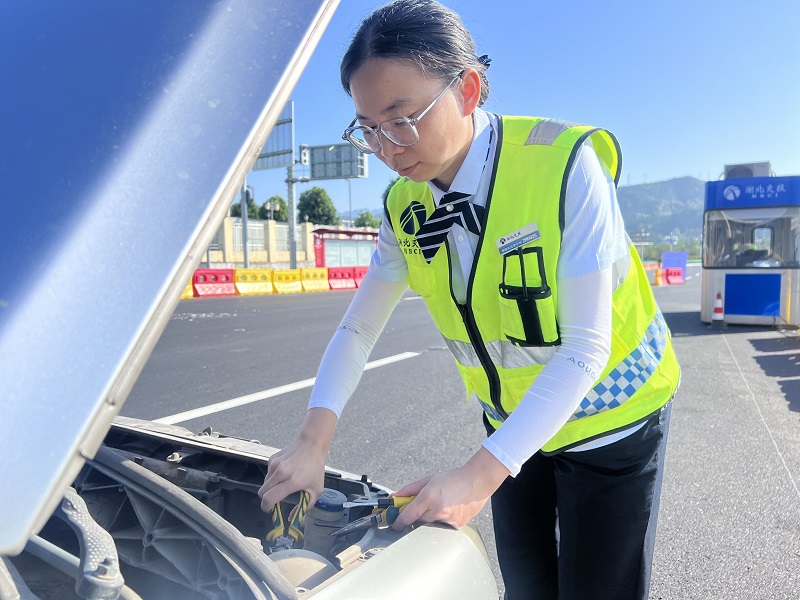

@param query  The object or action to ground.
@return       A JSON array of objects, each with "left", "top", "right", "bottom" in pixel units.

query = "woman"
[{"left": 259, "top": 1, "right": 680, "bottom": 598}]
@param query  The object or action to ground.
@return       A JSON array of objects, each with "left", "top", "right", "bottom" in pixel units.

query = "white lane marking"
[
  {"left": 722, "top": 333, "right": 800, "bottom": 500},
  {"left": 153, "top": 351, "right": 420, "bottom": 425}
]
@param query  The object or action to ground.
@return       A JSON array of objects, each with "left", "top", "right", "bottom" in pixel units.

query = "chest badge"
[{"left": 496, "top": 222, "right": 541, "bottom": 255}]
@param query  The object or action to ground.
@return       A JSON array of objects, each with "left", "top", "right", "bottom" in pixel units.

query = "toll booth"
[
  {"left": 313, "top": 227, "right": 379, "bottom": 268},
  {"left": 701, "top": 168, "right": 800, "bottom": 326}
]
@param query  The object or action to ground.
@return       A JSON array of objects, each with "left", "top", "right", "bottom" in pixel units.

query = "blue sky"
[{"left": 248, "top": 0, "right": 800, "bottom": 218}]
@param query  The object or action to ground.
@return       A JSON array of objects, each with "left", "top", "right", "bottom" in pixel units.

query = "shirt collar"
[{"left": 428, "top": 107, "right": 492, "bottom": 206}]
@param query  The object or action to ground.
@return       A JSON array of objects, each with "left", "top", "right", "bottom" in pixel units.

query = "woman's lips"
[{"left": 397, "top": 163, "right": 417, "bottom": 177}]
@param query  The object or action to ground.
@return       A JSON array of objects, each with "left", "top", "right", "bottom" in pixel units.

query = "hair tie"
[{"left": 477, "top": 54, "right": 492, "bottom": 68}]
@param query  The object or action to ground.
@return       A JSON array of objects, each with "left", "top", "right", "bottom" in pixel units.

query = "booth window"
[{"left": 703, "top": 207, "right": 800, "bottom": 268}]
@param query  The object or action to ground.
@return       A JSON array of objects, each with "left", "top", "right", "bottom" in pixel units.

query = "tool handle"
[
  {"left": 377, "top": 495, "right": 415, "bottom": 509},
  {"left": 286, "top": 491, "right": 310, "bottom": 540},
  {"left": 265, "top": 503, "right": 285, "bottom": 542},
  {"left": 380, "top": 505, "right": 405, "bottom": 526}
]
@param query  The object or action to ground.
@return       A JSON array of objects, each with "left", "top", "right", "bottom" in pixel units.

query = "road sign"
[
  {"left": 253, "top": 102, "right": 293, "bottom": 171},
  {"left": 308, "top": 143, "right": 367, "bottom": 180}
]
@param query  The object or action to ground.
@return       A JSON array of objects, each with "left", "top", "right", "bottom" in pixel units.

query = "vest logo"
[
  {"left": 400, "top": 201, "right": 427, "bottom": 234},
  {"left": 723, "top": 185, "right": 741, "bottom": 201}
]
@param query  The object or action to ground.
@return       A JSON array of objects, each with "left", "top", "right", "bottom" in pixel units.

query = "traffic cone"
[
  {"left": 711, "top": 292, "right": 726, "bottom": 329},
  {"left": 653, "top": 268, "right": 664, "bottom": 286}
]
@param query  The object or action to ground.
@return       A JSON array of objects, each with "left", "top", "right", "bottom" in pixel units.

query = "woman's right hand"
[{"left": 257, "top": 407, "right": 337, "bottom": 512}]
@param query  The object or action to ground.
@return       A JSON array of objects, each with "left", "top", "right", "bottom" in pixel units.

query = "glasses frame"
[{"left": 342, "top": 72, "right": 462, "bottom": 154}]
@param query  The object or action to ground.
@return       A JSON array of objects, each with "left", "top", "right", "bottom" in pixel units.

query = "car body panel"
[{"left": 0, "top": 0, "right": 339, "bottom": 555}]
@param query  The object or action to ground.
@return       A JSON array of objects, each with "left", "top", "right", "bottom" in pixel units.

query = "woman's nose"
[{"left": 378, "top": 136, "right": 403, "bottom": 161}]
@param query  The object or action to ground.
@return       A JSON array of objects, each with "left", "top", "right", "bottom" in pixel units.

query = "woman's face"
[{"left": 348, "top": 58, "right": 478, "bottom": 191}]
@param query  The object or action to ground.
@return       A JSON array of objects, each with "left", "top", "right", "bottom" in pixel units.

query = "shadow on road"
[
  {"left": 663, "top": 311, "right": 800, "bottom": 414},
  {"left": 754, "top": 353, "right": 800, "bottom": 379},
  {"left": 754, "top": 354, "right": 800, "bottom": 413},
  {"left": 778, "top": 379, "right": 800, "bottom": 412},
  {"left": 749, "top": 335, "right": 800, "bottom": 414},
  {"left": 749, "top": 336, "right": 800, "bottom": 354}
]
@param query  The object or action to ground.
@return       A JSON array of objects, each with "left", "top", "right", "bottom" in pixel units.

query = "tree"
[
  {"left": 354, "top": 210, "right": 381, "bottom": 228},
  {"left": 382, "top": 176, "right": 400, "bottom": 204},
  {"left": 297, "top": 186, "right": 340, "bottom": 226},
  {"left": 230, "top": 190, "right": 258, "bottom": 218},
  {"left": 259, "top": 195, "right": 288, "bottom": 222}
]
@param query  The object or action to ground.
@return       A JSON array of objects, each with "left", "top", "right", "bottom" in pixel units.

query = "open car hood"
[{"left": 0, "top": 0, "right": 339, "bottom": 555}]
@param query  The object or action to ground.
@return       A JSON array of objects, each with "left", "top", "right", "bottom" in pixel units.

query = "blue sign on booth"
[
  {"left": 725, "top": 273, "right": 781, "bottom": 317},
  {"left": 705, "top": 176, "right": 800, "bottom": 210}
]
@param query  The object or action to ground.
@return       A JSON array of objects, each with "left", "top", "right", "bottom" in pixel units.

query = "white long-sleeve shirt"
[{"left": 308, "top": 108, "right": 640, "bottom": 475}]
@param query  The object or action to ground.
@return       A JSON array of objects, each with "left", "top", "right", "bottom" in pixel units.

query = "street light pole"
[
  {"left": 632, "top": 228, "right": 650, "bottom": 262},
  {"left": 240, "top": 182, "right": 250, "bottom": 268},
  {"left": 347, "top": 177, "right": 352, "bottom": 227},
  {"left": 668, "top": 234, "right": 678, "bottom": 252},
  {"left": 287, "top": 165, "right": 298, "bottom": 269},
  {"left": 286, "top": 164, "right": 310, "bottom": 270}
]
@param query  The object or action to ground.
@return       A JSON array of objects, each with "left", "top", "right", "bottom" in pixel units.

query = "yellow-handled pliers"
[{"left": 265, "top": 491, "right": 309, "bottom": 552}]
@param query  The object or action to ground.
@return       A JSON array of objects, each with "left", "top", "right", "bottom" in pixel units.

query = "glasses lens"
[
  {"left": 382, "top": 118, "right": 419, "bottom": 147},
  {"left": 346, "top": 127, "right": 380, "bottom": 153}
]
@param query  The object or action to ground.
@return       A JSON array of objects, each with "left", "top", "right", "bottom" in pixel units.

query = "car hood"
[{"left": 0, "top": 0, "right": 339, "bottom": 555}]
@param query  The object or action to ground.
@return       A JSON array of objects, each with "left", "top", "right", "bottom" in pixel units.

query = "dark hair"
[{"left": 341, "top": 0, "right": 490, "bottom": 106}]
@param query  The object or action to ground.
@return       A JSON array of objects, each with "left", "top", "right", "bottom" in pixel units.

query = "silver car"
[{"left": 0, "top": 2, "right": 498, "bottom": 599}]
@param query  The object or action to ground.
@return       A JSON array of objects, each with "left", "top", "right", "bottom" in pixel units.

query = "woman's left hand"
[{"left": 390, "top": 447, "right": 511, "bottom": 531}]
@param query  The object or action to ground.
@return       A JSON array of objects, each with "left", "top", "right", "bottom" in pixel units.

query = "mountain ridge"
[{"left": 616, "top": 176, "right": 705, "bottom": 240}]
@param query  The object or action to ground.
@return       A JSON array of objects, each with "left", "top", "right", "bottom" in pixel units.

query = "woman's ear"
[{"left": 457, "top": 68, "right": 482, "bottom": 116}]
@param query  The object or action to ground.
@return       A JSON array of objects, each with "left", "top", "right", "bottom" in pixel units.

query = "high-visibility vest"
[{"left": 385, "top": 116, "right": 680, "bottom": 453}]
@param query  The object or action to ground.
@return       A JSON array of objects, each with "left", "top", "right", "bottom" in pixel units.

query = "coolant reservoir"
[{"left": 302, "top": 488, "right": 347, "bottom": 558}]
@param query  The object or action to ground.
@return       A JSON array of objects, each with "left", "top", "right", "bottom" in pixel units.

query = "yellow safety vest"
[{"left": 385, "top": 116, "right": 680, "bottom": 453}]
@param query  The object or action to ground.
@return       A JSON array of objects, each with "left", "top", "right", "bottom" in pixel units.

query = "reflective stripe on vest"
[{"left": 443, "top": 337, "right": 557, "bottom": 369}]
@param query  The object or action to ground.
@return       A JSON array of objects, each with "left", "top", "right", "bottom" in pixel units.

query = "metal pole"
[
  {"left": 287, "top": 102, "right": 297, "bottom": 269},
  {"left": 240, "top": 182, "right": 249, "bottom": 268},
  {"left": 347, "top": 178, "right": 352, "bottom": 227},
  {"left": 287, "top": 164, "right": 297, "bottom": 269}
]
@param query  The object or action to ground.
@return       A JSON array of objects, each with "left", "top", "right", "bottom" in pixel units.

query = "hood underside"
[{"left": 0, "top": 0, "right": 339, "bottom": 555}]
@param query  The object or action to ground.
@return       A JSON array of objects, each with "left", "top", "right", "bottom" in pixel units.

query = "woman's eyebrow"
[{"left": 355, "top": 98, "right": 415, "bottom": 121}]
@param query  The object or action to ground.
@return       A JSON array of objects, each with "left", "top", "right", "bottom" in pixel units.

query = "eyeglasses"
[{"left": 342, "top": 73, "right": 462, "bottom": 154}]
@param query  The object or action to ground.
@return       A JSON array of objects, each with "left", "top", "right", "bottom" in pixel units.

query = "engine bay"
[{"left": 4, "top": 419, "right": 407, "bottom": 600}]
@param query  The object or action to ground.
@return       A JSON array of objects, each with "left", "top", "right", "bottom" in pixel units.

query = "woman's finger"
[
  {"left": 391, "top": 495, "right": 430, "bottom": 530},
  {"left": 392, "top": 475, "right": 433, "bottom": 498}
]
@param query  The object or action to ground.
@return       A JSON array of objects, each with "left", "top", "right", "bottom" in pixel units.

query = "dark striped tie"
[{"left": 415, "top": 192, "right": 484, "bottom": 263}]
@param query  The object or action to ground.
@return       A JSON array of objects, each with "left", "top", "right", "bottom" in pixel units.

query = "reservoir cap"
[{"left": 315, "top": 489, "right": 347, "bottom": 512}]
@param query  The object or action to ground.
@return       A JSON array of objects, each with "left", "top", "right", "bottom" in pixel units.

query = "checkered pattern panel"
[{"left": 569, "top": 313, "right": 668, "bottom": 421}]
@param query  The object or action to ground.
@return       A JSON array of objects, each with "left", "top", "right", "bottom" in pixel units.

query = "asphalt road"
[{"left": 124, "top": 265, "right": 800, "bottom": 599}]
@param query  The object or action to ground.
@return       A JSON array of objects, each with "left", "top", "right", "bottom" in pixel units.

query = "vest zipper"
[
  {"left": 455, "top": 302, "right": 508, "bottom": 420},
  {"left": 444, "top": 241, "right": 508, "bottom": 421}
]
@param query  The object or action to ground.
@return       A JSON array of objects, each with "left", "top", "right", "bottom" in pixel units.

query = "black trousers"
[{"left": 487, "top": 403, "right": 672, "bottom": 600}]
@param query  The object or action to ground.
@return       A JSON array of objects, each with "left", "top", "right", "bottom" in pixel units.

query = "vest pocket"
[{"left": 498, "top": 247, "right": 560, "bottom": 346}]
